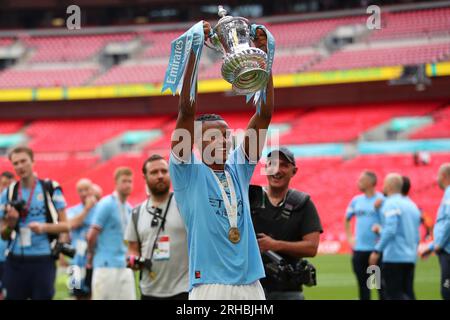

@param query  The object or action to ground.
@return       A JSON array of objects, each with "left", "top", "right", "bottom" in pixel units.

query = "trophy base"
[
  {"left": 221, "top": 47, "right": 269, "bottom": 95},
  {"left": 232, "top": 68, "right": 269, "bottom": 95}
]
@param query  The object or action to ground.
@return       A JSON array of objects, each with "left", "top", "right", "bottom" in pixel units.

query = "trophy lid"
[{"left": 214, "top": 5, "right": 248, "bottom": 30}]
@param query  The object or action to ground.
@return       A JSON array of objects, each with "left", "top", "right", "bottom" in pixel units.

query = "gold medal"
[{"left": 228, "top": 227, "right": 240, "bottom": 244}]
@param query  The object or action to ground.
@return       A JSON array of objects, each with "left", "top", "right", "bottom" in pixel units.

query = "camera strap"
[
  {"left": 17, "top": 180, "right": 37, "bottom": 223},
  {"left": 131, "top": 204, "right": 143, "bottom": 252},
  {"left": 144, "top": 193, "right": 174, "bottom": 261}
]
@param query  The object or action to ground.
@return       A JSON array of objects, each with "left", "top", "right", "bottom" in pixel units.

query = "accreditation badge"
[
  {"left": 153, "top": 235, "right": 170, "bottom": 260},
  {"left": 20, "top": 227, "right": 32, "bottom": 247}
]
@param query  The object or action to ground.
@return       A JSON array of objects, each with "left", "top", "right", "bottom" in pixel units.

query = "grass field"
[{"left": 54, "top": 254, "right": 442, "bottom": 300}]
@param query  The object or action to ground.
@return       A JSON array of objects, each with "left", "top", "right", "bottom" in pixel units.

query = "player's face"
[
  {"left": 10, "top": 152, "right": 34, "bottom": 180},
  {"left": 200, "top": 120, "right": 232, "bottom": 165},
  {"left": 116, "top": 174, "right": 133, "bottom": 197},
  {"left": 0, "top": 176, "right": 13, "bottom": 192},
  {"left": 358, "top": 173, "right": 370, "bottom": 192},
  {"left": 77, "top": 182, "right": 92, "bottom": 204},
  {"left": 437, "top": 170, "right": 447, "bottom": 190},
  {"left": 144, "top": 159, "right": 170, "bottom": 196},
  {"left": 267, "top": 157, "right": 296, "bottom": 189}
]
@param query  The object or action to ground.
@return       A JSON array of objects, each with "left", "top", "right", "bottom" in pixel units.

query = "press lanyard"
[
  {"left": 210, "top": 169, "right": 238, "bottom": 230},
  {"left": 18, "top": 180, "right": 37, "bottom": 223},
  {"left": 145, "top": 193, "right": 174, "bottom": 260}
]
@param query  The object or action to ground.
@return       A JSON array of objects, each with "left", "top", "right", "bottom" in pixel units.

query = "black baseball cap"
[{"left": 267, "top": 147, "right": 296, "bottom": 167}]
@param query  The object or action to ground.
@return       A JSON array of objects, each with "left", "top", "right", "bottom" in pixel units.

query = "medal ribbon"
[
  {"left": 248, "top": 24, "right": 276, "bottom": 114},
  {"left": 210, "top": 169, "right": 238, "bottom": 231}
]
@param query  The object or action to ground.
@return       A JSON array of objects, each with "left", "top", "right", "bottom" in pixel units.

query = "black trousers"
[
  {"left": 352, "top": 251, "right": 384, "bottom": 300},
  {"left": 382, "top": 262, "right": 415, "bottom": 300},
  {"left": 141, "top": 292, "right": 188, "bottom": 300},
  {"left": 438, "top": 250, "right": 450, "bottom": 300},
  {"left": 3, "top": 255, "right": 56, "bottom": 300}
]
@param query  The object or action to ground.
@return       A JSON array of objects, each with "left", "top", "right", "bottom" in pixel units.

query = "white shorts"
[
  {"left": 92, "top": 268, "right": 136, "bottom": 300},
  {"left": 189, "top": 281, "right": 266, "bottom": 300}
]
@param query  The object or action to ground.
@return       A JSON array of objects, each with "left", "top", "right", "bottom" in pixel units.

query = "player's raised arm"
[
  {"left": 171, "top": 50, "right": 197, "bottom": 160},
  {"left": 244, "top": 28, "right": 274, "bottom": 162},
  {"left": 171, "top": 21, "right": 212, "bottom": 162}
]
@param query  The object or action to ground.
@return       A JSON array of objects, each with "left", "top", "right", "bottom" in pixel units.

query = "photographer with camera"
[
  {"left": 0, "top": 147, "right": 70, "bottom": 300},
  {"left": 66, "top": 178, "right": 98, "bottom": 300},
  {"left": 86, "top": 167, "right": 136, "bottom": 300},
  {"left": 0, "top": 171, "right": 15, "bottom": 300},
  {"left": 250, "top": 147, "right": 323, "bottom": 300},
  {"left": 125, "top": 155, "right": 188, "bottom": 300}
]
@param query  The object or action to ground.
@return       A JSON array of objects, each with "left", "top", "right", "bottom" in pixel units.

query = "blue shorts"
[{"left": 3, "top": 255, "right": 56, "bottom": 300}]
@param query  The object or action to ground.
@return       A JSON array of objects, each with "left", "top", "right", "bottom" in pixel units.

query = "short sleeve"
[
  {"left": 299, "top": 199, "right": 323, "bottom": 237},
  {"left": 91, "top": 198, "right": 111, "bottom": 229},
  {"left": 169, "top": 151, "right": 199, "bottom": 192},
  {"left": 227, "top": 144, "right": 256, "bottom": 186},
  {"left": 52, "top": 188, "right": 67, "bottom": 211},
  {"left": 345, "top": 197, "right": 356, "bottom": 220},
  {"left": 66, "top": 206, "right": 79, "bottom": 220}
]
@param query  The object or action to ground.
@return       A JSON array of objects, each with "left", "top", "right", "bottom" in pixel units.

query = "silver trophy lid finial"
[{"left": 218, "top": 5, "right": 227, "bottom": 17}]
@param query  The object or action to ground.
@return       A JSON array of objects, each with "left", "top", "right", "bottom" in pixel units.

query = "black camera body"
[
  {"left": 7, "top": 199, "right": 27, "bottom": 215},
  {"left": 51, "top": 242, "right": 76, "bottom": 259},
  {"left": 127, "top": 255, "right": 153, "bottom": 270},
  {"left": 263, "top": 250, "right": 317, "bottom": 288}
]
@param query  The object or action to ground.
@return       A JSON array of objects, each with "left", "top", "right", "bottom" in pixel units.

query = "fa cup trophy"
[{"left": 206, "top": 6, "right": 270, "bottom": 95}]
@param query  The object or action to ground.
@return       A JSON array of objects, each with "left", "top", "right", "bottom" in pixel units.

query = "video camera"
[
  {"left": 263, "top": 250, "right": 317, "bottom": 287},
  {"left": 7, "top": 199, "right": 27, "bottom": 215},
  {"left": 51, "top": 242, "right": 76, "bottom": 259},
  {"left": 127, "top": 255, "right": 153, "bottom": 270}
]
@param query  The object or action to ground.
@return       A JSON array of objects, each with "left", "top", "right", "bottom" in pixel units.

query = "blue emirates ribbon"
[
  {"left": 248, "top": 24, "right": 275, "bottom": 113},
  {"left": 161, "top": 21, "right": 205, "bottom": 103}
]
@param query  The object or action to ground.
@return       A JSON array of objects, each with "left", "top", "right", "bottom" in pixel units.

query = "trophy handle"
[{"left": 204, "top": 32, "right": 223, "bottom": 53}]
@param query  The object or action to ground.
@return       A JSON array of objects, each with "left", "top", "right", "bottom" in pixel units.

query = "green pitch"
[{"left": 54, "top": 254, "right": 442, "bottom": 300}]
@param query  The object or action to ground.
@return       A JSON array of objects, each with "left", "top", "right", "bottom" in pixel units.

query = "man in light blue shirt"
[
  {"left": 66, "top": 178, "right": 98, "bottom": 299},
  {"left": 421, "top": 163, "right": 450, "bottom": 300},
  {"left": 345, "top": 171, "right": 384, "bottom": 300},
  {"left": 87, "top": 167, "right": 135, "bottom": 300},
  {"left": 369, "top": 173, "right": 420, "bottom": 300},
  {"left": 0, "top": 171, "right": 15, "bottom": 300},
  {"left": 0, "top": 147, "right": 69, "bottom": 300},
  {"left": 169, "top": 27, "right": 272, "bottom": 300}
]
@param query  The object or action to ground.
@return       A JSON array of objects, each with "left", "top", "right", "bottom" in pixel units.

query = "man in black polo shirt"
[{"left": 250, "top": 147, "right": 323, "bottom": 300}]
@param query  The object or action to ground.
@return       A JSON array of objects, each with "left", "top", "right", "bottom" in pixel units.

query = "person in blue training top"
[
  {"left": 169, "top": 22, "right": 273, "bottom": 300},
  {"left": 369, "top": 173, "right": 421, "bottom": 300},
  {"left": 66, "top": 178, "right": 98, "bottom": 300},
  {"left": 0, "top": 171, "right": 15, "bottom": 300},
  {"left": 0, "top": 146, "right": 70, "bottom": 300},
  {"left": 345, "top": 171, "right": 384, "bottom": 300},
  {"left": 87, "top": 167, "right": 136, "bottom": 300},
  {"left": 421, "top": 163, "right": 450, "bottom": 300}
]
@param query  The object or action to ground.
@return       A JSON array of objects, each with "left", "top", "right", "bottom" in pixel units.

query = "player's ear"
[{"left": 292, "top": 167, "right": 298, "bottom": 176}]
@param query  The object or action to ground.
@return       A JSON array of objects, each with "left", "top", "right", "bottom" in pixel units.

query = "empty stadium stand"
[
  {"left": 0, "top": 120, "right": 24, "bottom": 134},
  {"left": 279, "top": 102, "right": 440, "bottom": 144},
  {"left": 26, "top": 116, "right": 172, "bottom": 153},
  {"left": 0, "top": 68, "right": 98, "bottom": 88},
  {"left": 369, "top": 7, "right": 450, "bottom": 41},
  {"left": 311, "top": 42, "right": 450, "bottom": 72},
  {"left": 23, "top": 33, "right": 136, "bottom": 63},
  {"left": 409, "top": 104, "right": 450, "bottom": 139}
]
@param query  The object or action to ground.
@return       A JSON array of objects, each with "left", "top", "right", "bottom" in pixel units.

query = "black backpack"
[{"left": 249, "top": 185, "right": 310, "bottom": 219}]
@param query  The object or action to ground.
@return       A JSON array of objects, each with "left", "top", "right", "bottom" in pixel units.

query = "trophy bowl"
[{"left": 208, "top": 6, "right": 269, "bottom": 95}]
